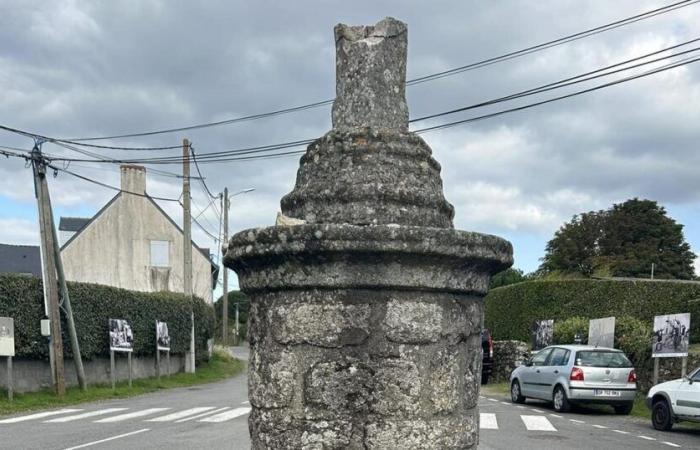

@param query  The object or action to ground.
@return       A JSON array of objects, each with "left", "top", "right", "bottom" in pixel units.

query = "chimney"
[{"left": 120, "top": 165, "right": 147, "bottom": 196}]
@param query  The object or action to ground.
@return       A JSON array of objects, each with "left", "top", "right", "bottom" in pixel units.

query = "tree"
[
  {"left": 540, "top": 198, "right": 695, "bottom": 280},
  {"left": 490, "top": 268, "right": 530, "bottom": 288},
  {"left": 214, "top": 290, "right": 249, "bottom": 340}
]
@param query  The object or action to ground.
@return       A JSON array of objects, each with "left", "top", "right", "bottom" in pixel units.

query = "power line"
[
  {"left": 190, "top": 146, "right": 218, "bottom": 199},
  {"left": 41, "top": 41, "right": 700, "bottom": 166},
  {"left": 61, "top": 0, "right": 698, "bottom": 142}
]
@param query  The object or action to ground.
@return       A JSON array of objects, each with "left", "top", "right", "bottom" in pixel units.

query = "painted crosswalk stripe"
[
  {"left": 175, "top": 407, "right": 231, "bottom": 423},
  {"left": 521, "top": 415, "right": 557, "bottom": 431},
  {"left": 46, "top": 408, "right": 129, "bottom": 423},
  {"left": 146, "top": 407, "right": 217, "bottom": 422},
  {"left": 0, "top": 409, "right": 82, "bottom": 424},
  {"left": 94, "top": 408, "right": 170, "bottom": 423},
  {"left": 480, "top": 413, "right": 498, "bottom": 430},
  {"left": 198, "top": 407, "right": 251, "bottom": 423}
]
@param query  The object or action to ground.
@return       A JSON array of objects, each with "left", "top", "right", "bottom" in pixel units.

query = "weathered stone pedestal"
[{"left": 224, "top": 17, "right": 512, "bottom": 450}]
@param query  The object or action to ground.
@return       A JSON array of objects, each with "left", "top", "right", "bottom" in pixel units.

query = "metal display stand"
[
  {"left": 156, "top": 349, "right": 170, "bottom": 380},
  {"left": 110, "top": 350, "right": 133, "bottom": 390}
]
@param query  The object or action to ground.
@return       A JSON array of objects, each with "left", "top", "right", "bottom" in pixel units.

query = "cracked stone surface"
[{"left": 224, "top": 16, "right": 512, "bottom": 450}]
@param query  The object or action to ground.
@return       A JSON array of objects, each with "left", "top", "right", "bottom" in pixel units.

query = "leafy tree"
[
  {"left": 540, "top": 198, "right": 695, "bottom": 279},
  {"left": 214, "top": 290, "right": 249, "bottom": 334},
  {"left": 490, "top": 268, "right": 530, "bottom": 288}
]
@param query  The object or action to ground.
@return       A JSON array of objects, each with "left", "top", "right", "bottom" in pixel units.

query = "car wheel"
[
  {"left": 511, "top": 380, "right": 525, "bottom": 404},
  {"left": 614, "top": 402, "right": 633, "bottom": 415},
  {"left": 652, "top": 399, "right": 674, "bottom": 431},
  {"left": 552, "top": 385, "right": 571, "bottom": 413}
]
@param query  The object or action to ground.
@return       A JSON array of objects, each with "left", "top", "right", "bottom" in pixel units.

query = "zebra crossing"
[
  {"left": 479, "top": 412, "right": 559, "bottom": 431},
  {"left": 0, "top": 405, "right": 251, "bottom": 426}
]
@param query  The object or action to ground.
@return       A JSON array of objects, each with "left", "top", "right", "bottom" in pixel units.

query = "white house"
[{"left": 60, "top": 165, "right": 218, "bottom": 303}]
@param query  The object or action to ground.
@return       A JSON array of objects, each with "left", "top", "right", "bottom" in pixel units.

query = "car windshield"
[{"left": 575, "top": 350, "right": 632, "bottom": 368}]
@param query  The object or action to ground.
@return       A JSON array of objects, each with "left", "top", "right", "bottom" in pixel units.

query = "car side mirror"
[
  {"left": 524, "top": 360, "right": 533, "bottom": 367},
  {"left": 684, "top": 375, "right": 693, "bottom": 384}
]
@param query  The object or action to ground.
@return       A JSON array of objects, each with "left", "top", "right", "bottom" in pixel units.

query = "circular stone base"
[{"left": 225, "top": 223, "right": 512, "bottom": 295}]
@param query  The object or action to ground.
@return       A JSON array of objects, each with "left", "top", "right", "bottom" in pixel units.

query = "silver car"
[{"left": 509, "top": 345, "right": 637, "bottom": 414}]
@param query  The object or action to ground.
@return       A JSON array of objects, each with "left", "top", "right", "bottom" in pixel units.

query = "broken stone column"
[{"left": 224, "top": 17, "right": 512, "bottom": 450}]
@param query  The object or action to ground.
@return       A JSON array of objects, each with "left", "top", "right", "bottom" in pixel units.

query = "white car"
[{"left": 646, "top": 366, "right": 700, "bottom": 430}]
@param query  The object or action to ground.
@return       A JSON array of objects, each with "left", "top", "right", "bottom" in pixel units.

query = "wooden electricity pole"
[
  {"left": 222, "top": 187, "right": 229, "bottom": 345},
  {"left": 182, "top": 138, "right": 195, "bottom": 373},
  {"left": 31, "top": 147, "right": 66, "bottom": 397}
]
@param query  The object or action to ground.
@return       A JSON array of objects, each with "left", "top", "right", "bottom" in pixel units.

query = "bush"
[
  {"left": 553, "top": 316, "right": 589, "bottom": 345},
  {"left": 614, "top": 316, "right": 652, "bottom": 365},
  {"left": 485, "top": 278, "right": 700, "bottom": 344},
  {"left": 0, "top": 274, "right": 214, "bottom": 361}
]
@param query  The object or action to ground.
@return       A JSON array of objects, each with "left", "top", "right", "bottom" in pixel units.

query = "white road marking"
[
  {"left": 62, "top": 428, "right": 150, "bottom": 450},
  {"left": 549, "top": 414, "right": 563, "bottom": 418},
  {"left": 45, "top": 408, "right": 128, "bottom": 423},
  {"left": 521, "top": 415, "right": 557, "bottom": 431},
  {"left": 530, "top": 408, "right": 544, "bottom": 413},
  {"left": 199, "top": 407, "right": 251, "bottom": 423},
  {"left": 479, "top": 396, "right": 485, "bottom": 399},
  {"left": 661, "top": 442, "right": 681, "bottom": 448},
  {"left": 612, "top": 430, "right": 630, "bottom": 435},
  {"left": 516, "top": 406, "right": 526, "bottom": 410},
  {"left": 146, "top": 407, "right": 217, "bottom": 422},
  {"left": 488, "top": 398, "right": 498, "bottom": 402},
  {"left": 94, "top": 408, "right": 170, "bottom": 423},
  {"left": 500, "top": 402, "right": 510, "bottom": 406},
  {"left": 638, "top": 435, "right": 656, "bottom": 441},
  {"left": 175, "top": 407, "right": 231, "bottom": 423},
  {"left": 592, "top": 424, "right": 608, "bottom": 429},
  {"left": 241, "top": 401, "right": 250, "bottom": 405},
  {"left": 569, "top": 419, "right": 585, "bottom": 424},
  {"left": 0, "top": 409, "right": 82, "bottom": 424},
  {"left": 480, "top": 413, "right": 498, "bottom": 430}
]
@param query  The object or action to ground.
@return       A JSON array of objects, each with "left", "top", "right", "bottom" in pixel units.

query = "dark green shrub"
[
  {"left": 615, "top": 316, "right": 652, "bottom": 366},
  {"left": 485, "top": 279, "right": 700, "bottom": 344},
  {"left": 0, "top": 274, "right": 214, "bottom": 361},
  {"left": 553, "top": 316, "right": 588, "bottom": 345}
]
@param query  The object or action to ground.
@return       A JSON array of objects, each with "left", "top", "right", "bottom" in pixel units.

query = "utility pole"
[
  {"left": 182, "top": 138, "right": 195, "bottom": 373},
  {"left": 222, "top": 187, "right": 229, "bottom": 346},
  {"left": 31, "top": 145, "right": 66, "bottom": 397},
  {"left": 49, "top": 195, "right": 87, "bottom": 391}
]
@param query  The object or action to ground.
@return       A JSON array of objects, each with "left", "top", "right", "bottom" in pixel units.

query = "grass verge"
[
  {"left": 481, "top": 382, "right": 510, "bottom": 396},
  {"left": 0, "top": 350, "right": 244, "bottom": 417}
]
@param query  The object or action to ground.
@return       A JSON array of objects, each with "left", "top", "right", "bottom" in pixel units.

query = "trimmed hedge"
[
  {"left": 0, "top": 274, "right": 214, "bottom": 362},
  {"left": 485, "top": 278, "right": 700, "bottom": 344}
]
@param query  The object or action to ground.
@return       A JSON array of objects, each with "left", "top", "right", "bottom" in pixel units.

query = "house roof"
[
  {"left": 58, "top": 217, "right": 90, "bottom": 232},
  {"left": 60, "top": 192, "right": 220, "bottom": 288},
  {"left": 0, "top": 244, "right": 42, "bottom": 277}
]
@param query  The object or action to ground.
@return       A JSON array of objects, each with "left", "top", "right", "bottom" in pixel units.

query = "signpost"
[
  {"left": 588, "top": 316, "right": 616, "bottom": 348},
  {"left": 108, "top": 319, "right": 134, "bottom": 389},
  {"left": 0, "top": 317, "right": 14, "bottom": 401},
  {"left": 155, "top": 321, "right": 171, "bottom": 380},
  {"left": 652, "top": 313, "right": 691, "bottom": 384}
]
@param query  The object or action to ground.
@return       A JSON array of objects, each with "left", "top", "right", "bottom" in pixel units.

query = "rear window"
[{"left": 575, "top": 351, "right": 632, "bottom": 368}]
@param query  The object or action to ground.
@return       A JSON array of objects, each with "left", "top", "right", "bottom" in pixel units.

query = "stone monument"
[{"left": 224, "top": 17, "right": 513, "bottom": 449}]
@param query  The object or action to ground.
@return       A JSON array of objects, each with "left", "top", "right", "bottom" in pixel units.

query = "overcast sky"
[{"left": 2, "top": 0, "right": 700, "bottom": 293}]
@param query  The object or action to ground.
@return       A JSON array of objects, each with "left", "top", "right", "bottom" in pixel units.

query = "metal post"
[
  {"left": 183, "top": 139, "right": 195, "bottom": 373},
  {"left": 110, "top": 350, "right": 116, "bottom": 390},
  {"left": 156, "top": 348, "right": 161, "bottom": 381},
  {"left": 166, "top": 351, "right": 171, "bottom": 377},
  {"left": 222, "top": 188, "right": 229, "bottom": 345},
  {"left": 49, "top": 201, "right": 87, "bottom": 391},
  {"left": 32, "top": 147, "right": 66, "bottom": 397},
  {"left": 7, "top": 356, "right": 12, "bottom": 402},
  {"left": 128, "top": 352, "right": 132, "bottom": 388},
  {"left": 235, "top": 302, "right": 240, "bottom": 345},
  {"left": 653, "top": 357, "right": 660, "bottom": 385},
  {"left": 651, "top": 263, "right": 655, "bottom": 280},
  {"left": 682, "top": 356, "right": 688, "bottom": 378}
]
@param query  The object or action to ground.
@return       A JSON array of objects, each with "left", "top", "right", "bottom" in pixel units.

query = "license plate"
[{"left": 594, "top": 389, "right": 621, "bottom": 397}]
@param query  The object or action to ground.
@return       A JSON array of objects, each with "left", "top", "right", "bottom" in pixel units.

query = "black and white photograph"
[
  {"left": 652, "top": 313, "right": 690, "bottom": 357},
  {"left": 588, "top": 316, "right": 616, "bottom": 348},
  {"left": 0, "top": 317, "right": 14, "bottom": 357},
  {"left": 531, "top": 319, "right": 554, "bottom": 351},
  {"left": 109, "top": 318, "right": 134, "bottom": 353},
  {"left": 156, "top": 320, "right": 170, "bottom": 351}
]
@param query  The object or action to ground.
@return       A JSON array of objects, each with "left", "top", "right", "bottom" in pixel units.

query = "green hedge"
[
  {"left": 485, "top": 278, "right": 700, "bottom": 344},
  {"left": 0, "top": 274, "right": 214, "bottom": 362}
]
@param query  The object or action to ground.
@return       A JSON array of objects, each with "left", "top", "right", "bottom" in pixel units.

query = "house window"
[{"left": 150, "top": 240, "right": 170, "bottom": 267}]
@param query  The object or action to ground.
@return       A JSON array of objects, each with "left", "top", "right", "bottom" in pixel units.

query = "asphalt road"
[
  {"left": 2, "top": 356, "right": 699, "bottom": 449},
  {"left": 0, "top": 373, "right": 251, "bottom": 450},
  {"left": 479, "top": 389, "right": 700, "bottom": 449}
]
